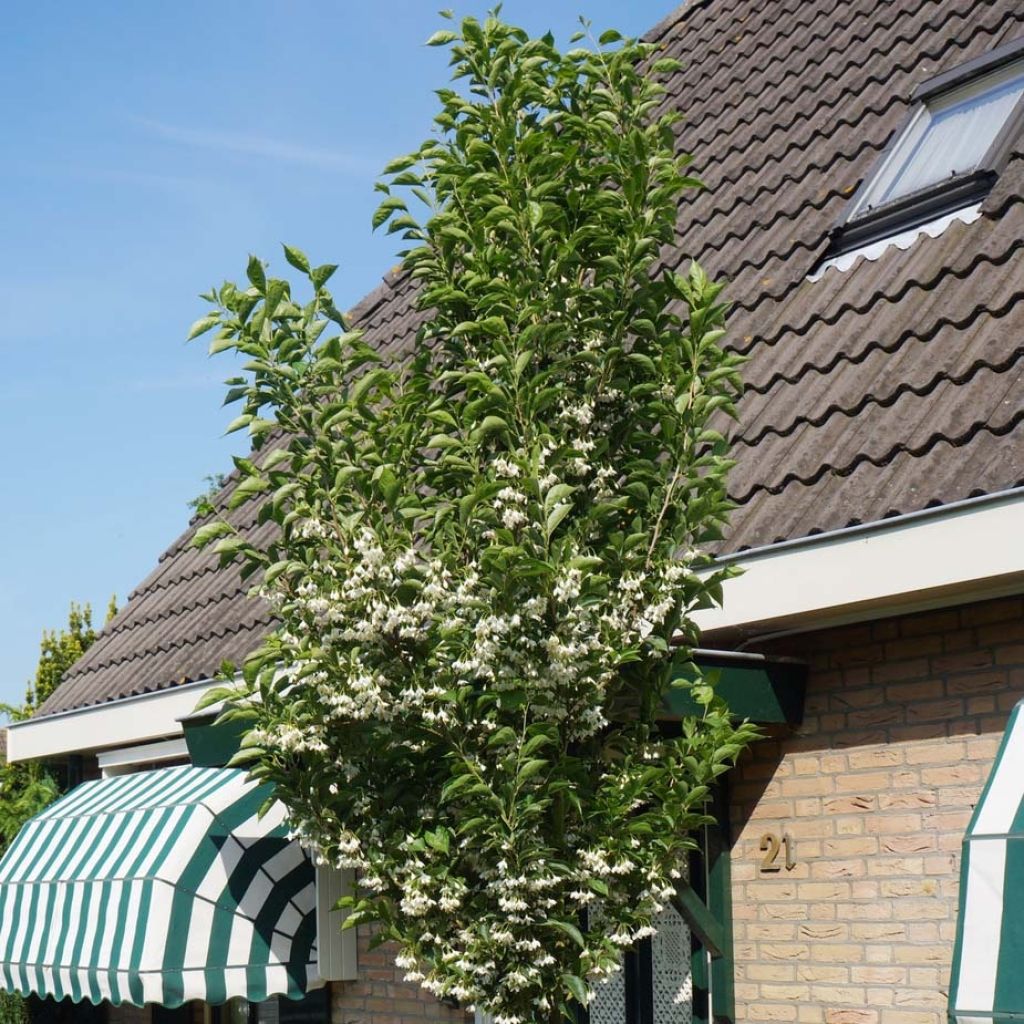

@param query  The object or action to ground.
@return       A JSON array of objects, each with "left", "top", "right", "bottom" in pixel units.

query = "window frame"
[{"left": 827, "top": 34, "right": 1024, "bottom": 256}]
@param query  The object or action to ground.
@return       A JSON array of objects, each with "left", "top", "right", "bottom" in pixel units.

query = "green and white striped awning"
[
  {"left": 0, "top": 764, "right": 319, "bottom": 1008},
  {"left": 950, "top": 699, "right": 1024, "bottom": 1023}
]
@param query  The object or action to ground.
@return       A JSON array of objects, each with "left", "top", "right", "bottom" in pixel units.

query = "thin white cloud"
[{"left": 133, "top": 116, "right": 378, "bottom": 173}]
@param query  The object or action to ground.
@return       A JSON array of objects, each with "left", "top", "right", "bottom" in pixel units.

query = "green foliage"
[
  {"left": 195, "top": 12, "right": 756, "bottom": 1023},
  {"left": 21, "top": 599, "right": 115, "bottom": 714},
  {"left": 0, "top": 991, "right": 28, "bottom": 1024}
]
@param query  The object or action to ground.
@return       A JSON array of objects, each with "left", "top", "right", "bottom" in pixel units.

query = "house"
[{"left": 4, "top": 0, "right": 1024, "bottom": 1022}]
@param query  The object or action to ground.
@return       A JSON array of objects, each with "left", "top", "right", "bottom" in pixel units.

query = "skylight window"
[
  {"left": 851, "top": 60, "right": 1024, "bottom": 216},
  {"left": 825, "top": 37, "right": 1024, "bottom": 261}
]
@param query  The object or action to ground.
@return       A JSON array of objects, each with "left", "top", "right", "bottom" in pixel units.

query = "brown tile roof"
[{"left": 37, "top": 0, "right": 1024, "bottom": 718}]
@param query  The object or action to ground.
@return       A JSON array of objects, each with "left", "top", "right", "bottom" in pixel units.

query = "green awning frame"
[
  {"left": 664, "top": 649, "right": 806, "bottom": 725},
  {"left": 0, "top": 765, "right": 319, "bottom": 1008},
  {"left": 949, "top": 698, "right": 1024, "bottom": 1023}
]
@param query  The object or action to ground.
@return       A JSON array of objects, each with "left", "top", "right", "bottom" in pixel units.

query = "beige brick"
[
  {"left": 760, "top": 984, "right": 811, "bottom": 1001},
  {"left": 809, "top": 860, "right": 866, "bottom": 884},
  {"left": 865, "top": 813, "right": 922, "bottom": 835},
  {"left": 783, "top": 776, "right": 834, "bottom": 797},
  {"left": 796, "top": 964, "right": 849, "bottom": 984},
  {"left": 835, "top": 771, "right": 890, "bottom": 793},
  {"left": 866, "top": 856, "right": 925, "bottom": 877},
  {"left": 893, "top": 945, "right": 949, "bottom": 964},
  {"left": 879, "top": 879, "right": 937, "bottom": 898},
  {"left": 851, "top": 922, "right": 907, "bottom": 941},
  {"left": 798, "top": 923, "right": 848, "bottom": 941},
  {"left": 879, "top": 834, "right": 936, "bottom": 854},
  {"left": 798, "top": 882, "right": 851, "bottom": 901},
  {"left": 920, "top": 763, "right": 983, "bottom": 786},
  {"left": 850, "top": 966, "right": 906, "bottom": 984},
  {"left": 880, "top": 1012, "right": 938, "bottom": 1024},
  {"left": 907, "top": 967, "right": 940, "bottom": 988},
  {"left": 809, "top": 943, "right": 864, "bottom": 963},
  {"left": 825, "top": 1011, "right": 879, "bottom": 1024},
  {"left": 799, "top": 1007, "right": 825, "bottom": 1024},
  {"left": 848, "top": 748, "right": 903, "bottom": 769},
  {"left": 810, "top": 985, "right": 867, "bottom": 1004},
  {"left": 747, "top": 964, "right": 797, "bottom": 982},
  {"left": 762, "top": 944, "right": 812, "bottom": 962},
  {"left": 891, "top": 898, "right": 947, "bottom": 920},
  {"left": 878, "top": 791, "right": 936, "bottom": 810},
  {"left": 835, "top": 902, "right": 892, "bottom": 921},
  {"left": 906, "top": 742, "right": 964, "bottom": 765},
  {"left": 747, "top": 1005, "right": 798, "bottom": 1022},
  {"left": 835, "top": 817, "right": 866, "bottom": 836},
  {"left": 823, "top": 795, "right": 876, "bottom": 815},
  {"left": 823, "top": 837, "right": 879, "bottom": 857}
]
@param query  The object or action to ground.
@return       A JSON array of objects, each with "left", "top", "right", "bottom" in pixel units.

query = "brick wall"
[
  {"left": 331, "top": 927, "right": 472, "bottom": 1024},
  {"left": 729, "top": 595, "right": 1024, "bottom": 1024}
]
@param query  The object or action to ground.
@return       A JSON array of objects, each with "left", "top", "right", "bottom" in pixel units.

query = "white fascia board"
[
  {"left": 693, "top": 489, "right": 1024, "bottom": 637},
  {"left": 6, "top": 679, "right": 219, "bottom": 764}
]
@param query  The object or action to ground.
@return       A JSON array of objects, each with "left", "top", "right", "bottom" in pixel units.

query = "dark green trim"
[
  {"left": 671, "top": 882, "right": 725, "bottom": 959},
  {"left": 706, "top": 783, "right": 735, "bottom": 1024},
  {"left": 664, "top": 653, "right": 806, "bottom": 725},
  {"left": 183, "top": 713, "right": 249, "bottom": 767}
]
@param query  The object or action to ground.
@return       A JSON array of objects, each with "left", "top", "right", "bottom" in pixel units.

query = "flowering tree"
[{"left": 193, "top": 12, "right": 756, "bottom": 1024}]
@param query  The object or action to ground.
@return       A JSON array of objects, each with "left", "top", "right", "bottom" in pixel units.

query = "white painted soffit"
[
  {"left": 6, "top": 677, "right": 220, "bottom": 764},
  {"left": 693, "top": 488, "right": 1024, "bottom": 637}
]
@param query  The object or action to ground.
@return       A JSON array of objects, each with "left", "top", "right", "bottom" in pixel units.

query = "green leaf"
[
  {"left": 246, "top": 255, "right": 267, "bottom": 291},
  {"left": 562, "top": 974, "right": 589, "bottom": 1005},
  {"left": 372, "top": 196, "right": 409, "bottom": 231},
  {"left": 187, "top": 314, "right": 221, "bottom": 342},
  {"left": 548, "top": 921, "right": 585, "bottom": 948},
  {"left": 546, "top": 502, "right": 572, "bottom": 535},
  {"left": 193, "top": 521, "right": 234, "bottom": 547},
  {"left": 282, "top": 245, "right": 310, "bottom": 274},
  {"left": 426, "top": 29, "right": 457, "bottom": 46},
  {"left": 470, "top": 415, "right": 508, "bottom": 441},
  {"left": 517, "top": 758, "right": 548, "bottom": 782}
]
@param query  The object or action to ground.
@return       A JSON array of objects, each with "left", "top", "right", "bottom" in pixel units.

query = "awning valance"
[
  {"left": 0, "top": 765, "right": 318, "bottom": 1007},
  {"left": 950, "top": 699, "right": 1024, "bottom": 1023}
]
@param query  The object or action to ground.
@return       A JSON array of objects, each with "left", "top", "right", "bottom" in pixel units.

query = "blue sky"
[{"left": 0, "top": 1, "right": 676, "bottom": 707}]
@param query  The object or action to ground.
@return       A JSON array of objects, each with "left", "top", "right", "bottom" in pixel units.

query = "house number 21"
[{"left": 759, "top": 832, "right": 796, "bottom": 872}]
